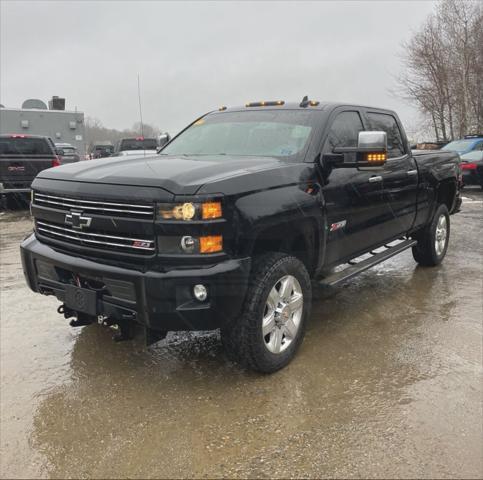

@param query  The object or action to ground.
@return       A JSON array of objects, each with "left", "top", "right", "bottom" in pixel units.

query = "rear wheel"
[
  {"left": 221, "top": 253, "right": 311, "bottom": 373},
  {"left": 412, "top": 204, "right": 450, "bottom": 266}
]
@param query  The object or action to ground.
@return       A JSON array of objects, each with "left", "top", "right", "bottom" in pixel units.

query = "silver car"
[{"left": 54, "top": 142, "right": 80, "bottom": 164}]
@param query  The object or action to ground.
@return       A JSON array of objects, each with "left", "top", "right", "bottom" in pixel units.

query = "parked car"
[
  {"left": 91, "top": 143, "right": 114, "bottom": 159},
  {"left": 22, "top": 99, "right": 461, "bottom": 372},
  {"left": 0, "top": 134, "right": 59, "bottom": 208},
  {"left": 55, "top": 143, "right": 80, "bottom": 164},
  {"left": 460, "top": 150, "right": 483, "bottom": 189},
  {"left": 115, "top": 137, "right": 158, "bottom": 156},
  {"left": 441, "top": 134, "right": 483, "bottom": 155}
]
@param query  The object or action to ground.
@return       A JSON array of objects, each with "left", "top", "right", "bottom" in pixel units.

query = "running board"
[{"left": 319, "top": 239, "right": 417, "bottom": 287}]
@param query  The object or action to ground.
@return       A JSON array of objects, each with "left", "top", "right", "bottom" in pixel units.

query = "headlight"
[{"left": 158, "top": 201, "right": 222, "bottom": 221}]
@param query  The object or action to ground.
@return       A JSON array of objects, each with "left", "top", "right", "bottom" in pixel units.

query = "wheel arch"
[
  {"left": 247, "top": 217, "right": 322, "bottom": 276},
  {"left": 436, "top": 178, "right": 458, "bottom": 213}
]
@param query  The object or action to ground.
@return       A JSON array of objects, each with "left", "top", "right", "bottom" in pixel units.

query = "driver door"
[{"left": 320, "top": 110, "right": 387, "bottom": 266}]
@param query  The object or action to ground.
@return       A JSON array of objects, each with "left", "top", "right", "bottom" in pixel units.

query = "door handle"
[
  {"left": 407, "top": 170, "right": 418, "bottom": 176},
  {"left": 369, "top": 175, "right": 383, "bottom": 183}
]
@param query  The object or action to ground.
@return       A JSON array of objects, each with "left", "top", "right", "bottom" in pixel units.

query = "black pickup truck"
[
  {"left": 21, "top": 99, "right": 461, "bottom": 372},
  {"left": 0, "top": 134, "right": 60, "bottom": 208}
]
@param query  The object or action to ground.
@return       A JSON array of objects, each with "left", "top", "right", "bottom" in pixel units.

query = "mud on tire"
[{"left": 221, "top": 253, "right": 311, "bottom": 373}]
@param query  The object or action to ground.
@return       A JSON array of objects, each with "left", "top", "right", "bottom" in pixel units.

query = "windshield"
[
  {"left": 161, "top": 110, "right": 316, "bottom": 159},
  {"left": 442, "top": 139, "right": 477, "bottom": 153},
  {"left": 120, "top": 138, "right": 157, "bottom": 151},
  {"left": 0, "top": 137, "right": 53, "bottom": 156}
]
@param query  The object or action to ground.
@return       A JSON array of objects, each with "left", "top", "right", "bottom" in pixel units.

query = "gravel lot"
[{"left": 1, "top": 189, "right": 482, "bottom": 479}]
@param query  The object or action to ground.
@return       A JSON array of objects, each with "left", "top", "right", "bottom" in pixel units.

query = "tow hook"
[
  {"left": 57, "top": 304, "right": 73, "bottom": 318},
  {"left": 58, "top": 304, "right": 94, "bottom": 327}
]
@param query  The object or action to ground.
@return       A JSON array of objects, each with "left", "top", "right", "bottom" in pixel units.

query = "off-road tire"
[
  {"left": 221, "top": 253, "right": 311, "bottom": 373},
  {"left": 412, "top": 204, "right": 450, "bottom": 266}
]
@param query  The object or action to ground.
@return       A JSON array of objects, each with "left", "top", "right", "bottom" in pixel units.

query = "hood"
[{"left": 37, "top": 154, "right": 291, "bottom": 195}]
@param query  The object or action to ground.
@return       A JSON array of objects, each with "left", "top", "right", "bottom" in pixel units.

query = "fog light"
[
  {"left": 193, "top": 284, "right": 208, "bottom": 302},
  {"left": 181, "top": 236, "right": 196, "bottom": 253}
]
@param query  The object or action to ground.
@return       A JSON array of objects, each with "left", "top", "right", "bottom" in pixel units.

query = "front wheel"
[
  {"left": 412, "top": 204, "right": 450, "bottom": 266},
  {"left": 221, "top": 253, "right": 311, "bottom": 373}
]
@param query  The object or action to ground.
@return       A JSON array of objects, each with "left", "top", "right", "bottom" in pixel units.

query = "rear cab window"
[
  {"left": 0, "top": 136, "right": 54, "bottom": 156},
  {"left": 366, "top": 112, "right": 405, "bottom": 158}
]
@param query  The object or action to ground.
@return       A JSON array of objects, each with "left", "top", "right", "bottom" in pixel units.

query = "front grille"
[
  {"left": 2, "top": 180, "right": 31, "bottom": 189},
  {"left": 33, "top": 192, "right": 154, "bottom": 218},
  {"left": 35, "top": 220, "right": 155, "bottom": 255}
]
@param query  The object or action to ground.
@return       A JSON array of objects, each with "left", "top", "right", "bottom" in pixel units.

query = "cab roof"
[{"left": 216, "top": 100, "right": 397, "bottom": 116}]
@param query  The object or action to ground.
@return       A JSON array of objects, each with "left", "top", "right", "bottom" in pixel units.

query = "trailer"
[{"left": 0, "top": 100, "right": 86, "bottom": 157}]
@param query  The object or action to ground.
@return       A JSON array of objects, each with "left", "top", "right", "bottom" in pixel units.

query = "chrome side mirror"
[
  {"left": 357, "top": 131, "right": 387, "bottom": 150},
  {"left": 330, "top": 131, "right": 388, "bottom": 167}
]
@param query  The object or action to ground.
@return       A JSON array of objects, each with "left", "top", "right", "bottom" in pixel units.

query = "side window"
[
  {"left": 324, "top": 111, "right": 364, "bottom": 155},
  {"left": 474, "top": 141, "right": 483, "bottom": 151},
  {"left": 366, "top": 112, "right": 405, "bottom": 158}
]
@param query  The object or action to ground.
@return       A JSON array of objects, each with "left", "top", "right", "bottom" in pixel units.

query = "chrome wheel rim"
[
  {"left": 435, "top": 214, "right": 447, "bottom": 256},
  {"left": 262, "top": 275, "right": 303, "bottom": 354}
]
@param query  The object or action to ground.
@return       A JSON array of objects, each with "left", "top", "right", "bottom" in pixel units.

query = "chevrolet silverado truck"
[
  {"left": 21, "top": 98, "right": 462, "bottom": 373},
  {"left": 0, "top": 134, "right": 60, "bottom": 208}
]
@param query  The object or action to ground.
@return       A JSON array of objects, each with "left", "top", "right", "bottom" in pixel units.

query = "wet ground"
[{"left": 1, "top": 189, "right": 482, "bottom": 479}]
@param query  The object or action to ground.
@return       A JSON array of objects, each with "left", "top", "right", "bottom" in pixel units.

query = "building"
[{"left": 0, "top": 97, "right": 86, "bottom": 156}]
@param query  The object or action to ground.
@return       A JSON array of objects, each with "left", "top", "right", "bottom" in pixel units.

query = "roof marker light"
[{"left": 245, "top": 101, "right": 285, "bottom": 107}]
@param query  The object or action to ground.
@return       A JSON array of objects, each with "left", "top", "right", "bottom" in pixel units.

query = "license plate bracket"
[{"left": 65, "top": 284, "right": 99, "bottom": 316}]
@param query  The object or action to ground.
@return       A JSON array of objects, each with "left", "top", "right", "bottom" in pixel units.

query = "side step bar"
[{"left": 319, "top": 239, "right": 417, "bottom": 287}]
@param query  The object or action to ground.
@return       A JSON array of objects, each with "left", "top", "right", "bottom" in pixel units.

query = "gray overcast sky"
[{"left": 1, "top": 0, "right": 437, "bottom": 136}]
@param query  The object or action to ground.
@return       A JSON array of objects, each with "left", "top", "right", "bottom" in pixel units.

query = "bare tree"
[
  {"left": 85, "top": 117, "right": 162, "bottom": 153},
  {"left": 397, "top": 0, "right": 482, "bottom": 141},
  {"left": 131, "top": 122, "right": 160, "bottom": 138}
]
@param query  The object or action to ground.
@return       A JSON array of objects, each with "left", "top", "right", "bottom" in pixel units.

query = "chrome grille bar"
[
  {"left": 34, "top": 192, "right": 154, "bottom": 217},
  {"left": 35, "top": 220, "right": 155, "bottom": 252}
]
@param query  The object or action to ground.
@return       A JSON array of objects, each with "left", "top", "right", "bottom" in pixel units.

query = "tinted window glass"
[
  {"left": 367, "top": 113, "right": 405, "bottom": 157},
  {"left": 94, "top": 145, "right": 114, "bottom": 153},
  {"left": 0, "top": 137, "right": 53, "bottom": 156},
  {"left": 324, "top": 111, "right": 364, "bottom": 159},
  {"left": 119, "top": 138, "right": 157, "bottom": 151},
  {"left": 162, "top": 110, "right": 316, "bottom": 159}
]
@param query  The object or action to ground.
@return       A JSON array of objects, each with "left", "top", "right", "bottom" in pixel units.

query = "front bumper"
[
  {"left": 21, "top": 234, "right": 251, "bottom": 331},
  {"left": 0, "top": 182, "right": 31, "bottom": 194}
]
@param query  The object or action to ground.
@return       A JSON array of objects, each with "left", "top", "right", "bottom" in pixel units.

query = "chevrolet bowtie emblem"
[{"left": 65, "top": 211, "right": 92, "bottom": 230}]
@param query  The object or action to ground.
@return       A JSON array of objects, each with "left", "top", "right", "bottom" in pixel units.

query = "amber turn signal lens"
[
  {"left": 365, "top": 152, "right": 387, "bottom": 163},
  {"left": 202, "top": 201, "right": 222, "bottom": 220},
  {"left": 200, "top": 235, "right": 223, "bottom": 253}
]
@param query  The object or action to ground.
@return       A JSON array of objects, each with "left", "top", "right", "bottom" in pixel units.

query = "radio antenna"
[
  {"left": 137, "top": 74, "right": 146, "bottom": 156},
  {"left": 137, "top": 73, "right": 145, "bottom": 139}
]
